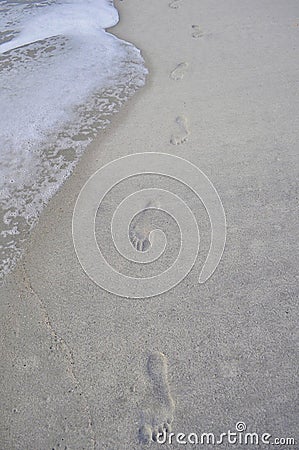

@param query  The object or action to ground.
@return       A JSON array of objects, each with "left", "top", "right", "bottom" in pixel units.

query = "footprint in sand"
[
  {"left": 139, "top": 352, "right": 175, "bottom": 444},
  {"left": 168, "top": 0, "right": 181, "bottom": 9},
  {"left": 130, "top": 231, "right": 150, "bottom": 252},
  {"left": 170, "top": 115, "right": 190, "bottom": 145},
  {"left": 192, "top": 24, "right": 204, "bottom": 39},
  {"left": 129, "top": 200, "right": 160, "bottom": 252},
  {"left": 170, "top": 62, "right": 189, "bottom": 81}
]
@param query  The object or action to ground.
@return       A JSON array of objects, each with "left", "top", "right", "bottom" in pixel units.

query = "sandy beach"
[{"left": 1, "top": 0, "right": 298, "bottom": 448}]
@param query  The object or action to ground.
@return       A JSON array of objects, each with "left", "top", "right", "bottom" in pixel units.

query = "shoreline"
[
  {"left": 1, "top": 0, "right": 298, "bottom": 448},
  {"left": 0, "top": 0, "right": 147, "bottom": 283}
]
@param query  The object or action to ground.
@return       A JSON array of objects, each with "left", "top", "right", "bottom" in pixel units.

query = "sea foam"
[{"left": 0, "top": 0, "right": 147, "bottom": 280}]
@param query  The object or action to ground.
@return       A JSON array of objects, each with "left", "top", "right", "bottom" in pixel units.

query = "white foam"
[
  {"left": 0, "top": 0, "right": 118, "bottom": 53},
  {"left": 0, "top": 0, "right": 147, "bottom": 279}
]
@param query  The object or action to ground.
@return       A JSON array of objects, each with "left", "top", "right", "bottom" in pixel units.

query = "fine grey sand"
[{"left": 1, "top": 0, "right": 298, "bottom": 449}]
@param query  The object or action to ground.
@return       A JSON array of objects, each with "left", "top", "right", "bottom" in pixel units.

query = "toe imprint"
[
  {"left": 169, "top": 0, "right": 181, "bottom": 9},
  {"left": 192, "top": 24, "right": 204, "bottom": 38}
]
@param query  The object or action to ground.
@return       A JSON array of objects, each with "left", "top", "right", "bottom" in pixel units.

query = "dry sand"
[{"left": 1, "top": 0, "right": 298, "bottom": 448}]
